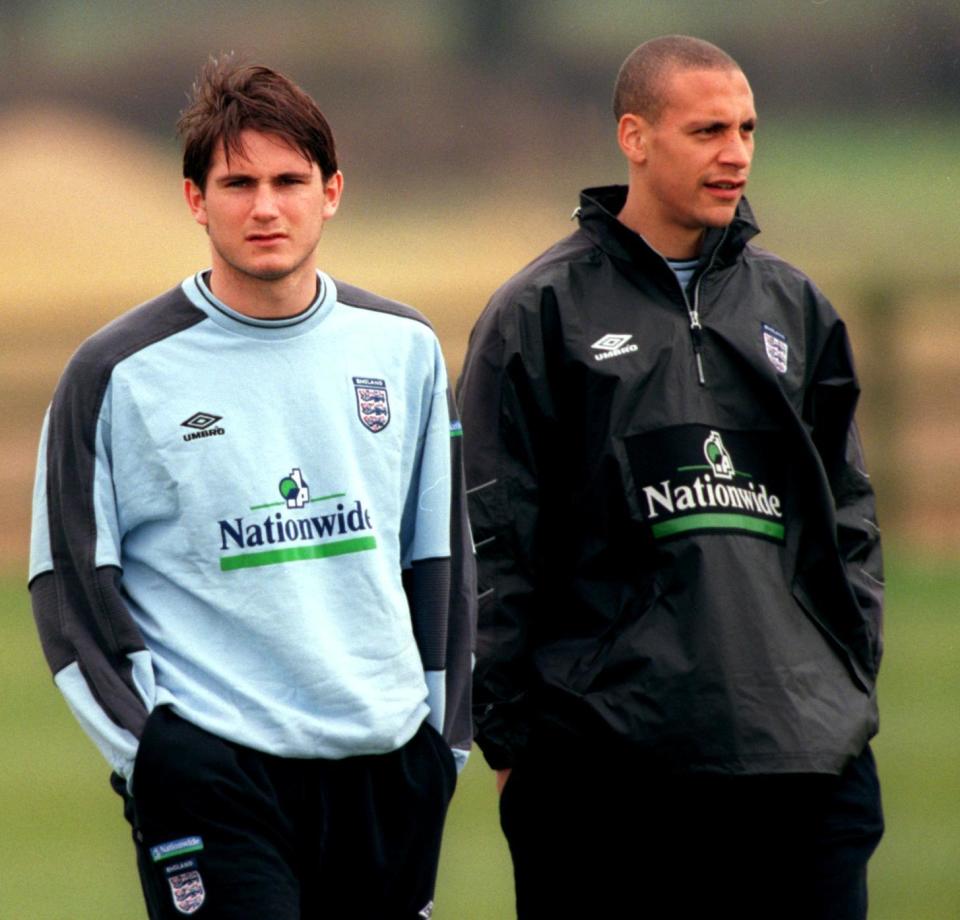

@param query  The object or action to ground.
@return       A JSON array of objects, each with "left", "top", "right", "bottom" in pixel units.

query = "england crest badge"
[
  {"left": 150, "top": 837, "right": 206, "bottom": 916},
  {"left": 761, "top": 323, "right": 788, "bottom": 374},
  {"left": 353, "top": 376, "right": 391, "bottom": 433},
  {"left": 168, "top": 869, "right": 205, "bottom": 915}
]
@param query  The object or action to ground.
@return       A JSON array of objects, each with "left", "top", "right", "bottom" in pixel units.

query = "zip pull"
[
  {"left": 664, "top": 247, "right": 713, "bottom": 388},
  {"left": 689, "top": 311, "right": 706, "bottom": 386}
]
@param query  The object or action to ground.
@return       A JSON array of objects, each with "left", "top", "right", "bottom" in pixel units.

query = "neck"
[
  {"left": 208, "top": 261, "right": 318, "bottom": 319},
  {"left": 616, "top": 183, "right": 704, "bottom": 260}
]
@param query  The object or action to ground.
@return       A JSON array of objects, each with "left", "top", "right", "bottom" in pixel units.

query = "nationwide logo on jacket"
[
  {"left": 216, "top": 468, "right": 377, "bottom": 571},
  {"left": 626, "top": 426, "right": 787, "bottom": 542}
]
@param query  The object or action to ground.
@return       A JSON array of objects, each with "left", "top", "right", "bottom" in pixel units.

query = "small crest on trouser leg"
[
  {"left": 418, "top": 900, "right": 435, "bottom": 919},
  {"left": 150, "top": 839, "right": 207, "bottom": 916},
  {"left": 168, "top": 868, "right": 206, "bottom": 915}
]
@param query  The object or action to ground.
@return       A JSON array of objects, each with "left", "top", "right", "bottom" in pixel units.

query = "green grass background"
[{"left": 2, "top": 550, "right": 958, "bottom": 918}]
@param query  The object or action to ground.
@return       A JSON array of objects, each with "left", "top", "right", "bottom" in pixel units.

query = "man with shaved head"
[
  {"left": 459, "top": 35, "right": 883, "bottom": 919},
  {"left": 613, "top": 33, "right": 742, "bottom": 122}
]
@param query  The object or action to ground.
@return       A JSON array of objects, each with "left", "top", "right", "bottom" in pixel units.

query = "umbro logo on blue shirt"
[
  {"left": 182, "top": 412, "right": 221, "bottom": 430},
  {"left": 181, "top": 412, "right": 226, "bottom": 442}
]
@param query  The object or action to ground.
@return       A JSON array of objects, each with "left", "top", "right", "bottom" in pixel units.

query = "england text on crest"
[{"left": 353, "top": 376, "right": 390, "bottom": 433}]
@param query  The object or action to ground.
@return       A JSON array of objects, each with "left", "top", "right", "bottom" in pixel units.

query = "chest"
[{"left": 105, "top": 333, "right": 429, "bottom": 536}]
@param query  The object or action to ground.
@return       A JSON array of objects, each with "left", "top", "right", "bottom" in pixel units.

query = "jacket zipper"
[
  {"left": 668, "top": 267, "right": 707, "bottom": 387},
  {"left": 688, "top": 306, "right": 706, "bottom": 386},
  {"left": 672, "top": 231, "right": 726, "bottom": 387}
]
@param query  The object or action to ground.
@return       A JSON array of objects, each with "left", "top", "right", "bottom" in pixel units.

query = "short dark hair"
[
  {"left": 177, "top": 55, "right": 338, "bottom": 189},
  {"left": 613, "top": 35, "right": 742, "bottom": 122}
]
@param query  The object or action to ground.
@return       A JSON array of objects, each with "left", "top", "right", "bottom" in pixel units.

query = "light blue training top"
[{"left": 29, "top": 271, "right": 474, "bottom": 780}]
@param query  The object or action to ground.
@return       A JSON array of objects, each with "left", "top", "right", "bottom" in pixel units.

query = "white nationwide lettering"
[{"left": 642, "top": 476, "right": 782, "bottom": 520}]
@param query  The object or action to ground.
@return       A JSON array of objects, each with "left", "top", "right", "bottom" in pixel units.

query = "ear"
[
  {"left": 617, "top": 113, "right": 649, "bottom": 166},
  {"left": 321, "top": 170, "right": 344, "bottom": 220},
  {"left": 184, "top": 179, "right": 208, "bottom": 227}
]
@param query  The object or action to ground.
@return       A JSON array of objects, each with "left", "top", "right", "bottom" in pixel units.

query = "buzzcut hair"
[
  {"left": 613, "top": 35, "right": 742, "bottom": 123},
  {"left": 177, "top": 55, "right": 338, "bottom": 189}
]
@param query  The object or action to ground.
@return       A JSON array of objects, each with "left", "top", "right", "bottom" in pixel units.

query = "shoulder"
[
  {"left": 333, "top": 279, "right": 435, "bottom": 332},
  {"left": 741, "top": 244, "right": 824, "bottom": 295},
  {"left": 742, "top": 243, "right": 811, "bottom": 281},
  {"left": 740, "top": 244, "right": 841, "bottom": 319},
  {"left": 68, "top": 285, "right": 205, "bottom": 375},
  {"left": 461, "top": 231, "right": 595, "bottom": 379},
  {"left": 56, "top": 285, "right": 206, "bottom": 404},
  {"left": 468, "top": 230, "right": 597, "bottom": 352},
  {"left": 487, "top": 229, "right": 596, "bottom": 313}
]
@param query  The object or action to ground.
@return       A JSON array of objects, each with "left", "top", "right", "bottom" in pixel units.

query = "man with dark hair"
[
  {"left": 459, "top": 34, "right": 883, "bottom": 919},
  {"left": 29, "top": 56, "right": 475, "bottom": 919}
]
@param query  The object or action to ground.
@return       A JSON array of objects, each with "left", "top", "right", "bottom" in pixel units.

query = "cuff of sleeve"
[{"left": 451, "top": 746, "right": 471, "bottom": 773}]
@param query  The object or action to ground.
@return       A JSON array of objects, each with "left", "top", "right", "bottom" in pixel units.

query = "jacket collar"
[{"left": 576, "top": 185, "right": 760, "bottom": 272}]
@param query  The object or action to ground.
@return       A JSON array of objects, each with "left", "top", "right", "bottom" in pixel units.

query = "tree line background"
[{"left": 1, "top": 1, "right": 958, "bottom": 177}]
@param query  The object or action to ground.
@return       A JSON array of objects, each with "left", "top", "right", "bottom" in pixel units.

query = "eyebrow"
[
  {"left": 688, "top": 116, "right": 758, "bottom": 131},
  {"left": 214, "top": 169, "right": 315, "bottom": 185}
]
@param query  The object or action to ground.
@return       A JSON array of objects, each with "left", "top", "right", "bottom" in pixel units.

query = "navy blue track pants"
[
  {"left": 500, "top": 743, "right": 883, "bottom": 920},
  {"left": 114, "top": 706, "right": 456, "bottom": 919}
]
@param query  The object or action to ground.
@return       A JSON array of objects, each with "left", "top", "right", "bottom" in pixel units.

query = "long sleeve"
[
  {"left": 835, "top": 423, "right": 884, "bottom": 669},
  {"left": 443, "top": 388, "right": 478, "bottom": 768},
  {"left": 457, "top": 284, "right": 559, "bottom": 769},
  {"left": 805, "top": 318, "right": 884, "bottom": 681},
  {"left": 401, "top": 345, "right": 477, "bottom": 770},
  {"left": 29, "top": 369, "right": 156, "bottom": 781}
]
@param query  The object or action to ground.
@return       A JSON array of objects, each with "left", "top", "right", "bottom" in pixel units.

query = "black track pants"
[
  {"left": 499, "top": 743, "right": 883, "bottom": 920},
  {"left": 113, "top": 706, "right": 456, "bottom": 919}
]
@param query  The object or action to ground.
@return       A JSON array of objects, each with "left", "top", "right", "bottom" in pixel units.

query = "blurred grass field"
[{"left": 2, "top": 549, "right": 958, "bottom": 918}]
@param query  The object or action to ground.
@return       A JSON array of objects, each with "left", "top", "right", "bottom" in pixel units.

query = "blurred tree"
[
  {"left": 0, "top": 0, "right": 32, "bottom": 98},
  {"left": 452, "top": 0, "right": 531, "bottom": 67},
  {"left": 1, "top": 0, "right": 958, "bottom": 183}
]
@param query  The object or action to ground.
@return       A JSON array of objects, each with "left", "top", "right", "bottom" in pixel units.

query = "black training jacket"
[{"left": 457, "top": 186, "right": 883, "bottom": 775}]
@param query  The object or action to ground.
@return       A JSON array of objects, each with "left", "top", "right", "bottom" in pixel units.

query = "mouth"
[
  {"left": 703, "top": 179, "right": 746, "bottom": 200},
  {"left": 247, "top": 232, "right": 288, "bottom": 245}
]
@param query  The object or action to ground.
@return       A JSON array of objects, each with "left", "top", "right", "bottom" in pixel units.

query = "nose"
[
  {"left": 719, "top": 132, "right": 752, "bottom": 170},
  {"left": 251, "top": 183, "right": 281, "bottom": 220}
]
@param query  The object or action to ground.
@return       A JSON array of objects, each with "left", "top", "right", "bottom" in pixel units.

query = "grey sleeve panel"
[
  {"left": 403, "top": 557, "right": 451, "bottom": 671},
  {"left": 399, "top": 393, "right": 477, "bottom": 753},
  {"left": 29, "top": 570, "right": 72, "bottom": 671},
  {"left": 333, "top": 279, "right": 435, "bottom": 330},
  {"left": 30, "top": 567, "right": 149, "bottom": 737},
  {"left": 444, "top": 388, "right": 478, "bottom": 752},
  {"left": 32, "top": 286, "right": 207, "bottom": 738}
]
